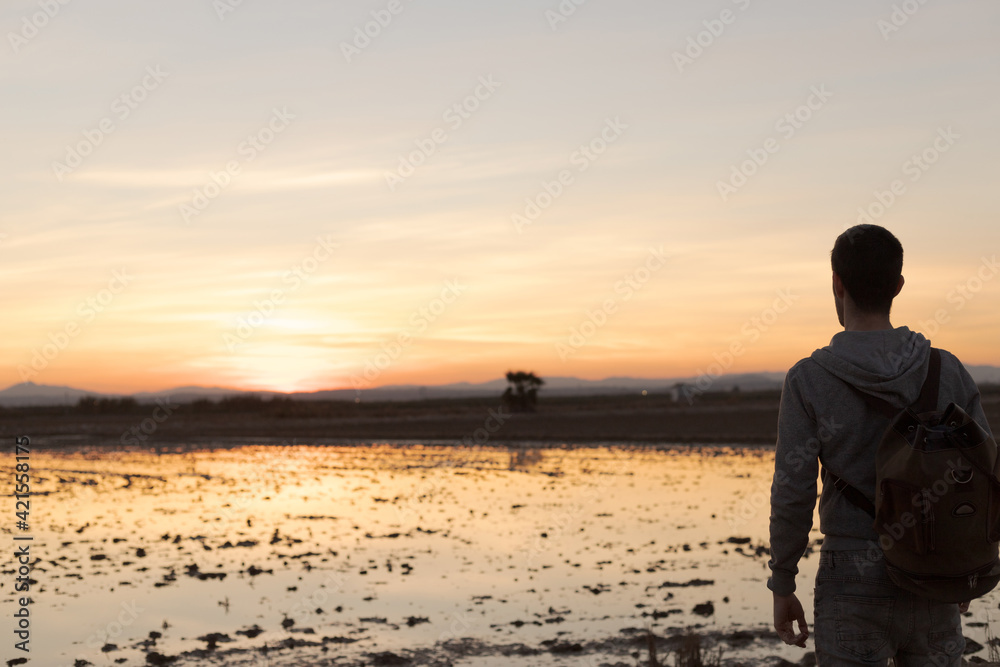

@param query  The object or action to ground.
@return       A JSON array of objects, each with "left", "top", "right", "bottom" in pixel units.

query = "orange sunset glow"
[{"left": 2, "top": 0, "right": 998, "bottom": 395}]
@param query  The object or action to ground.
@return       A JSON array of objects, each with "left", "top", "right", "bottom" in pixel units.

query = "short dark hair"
[{"left": 831, "top": 224, "right": 903, "bottom": 314}]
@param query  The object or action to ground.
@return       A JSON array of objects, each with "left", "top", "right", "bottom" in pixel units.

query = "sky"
[{"left": 1, "top": 0, "right": 998, "bottom": 394}]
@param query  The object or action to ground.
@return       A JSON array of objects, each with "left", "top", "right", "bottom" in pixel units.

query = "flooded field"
[{"left": 2, "top": 442, "right": 995, "bottom": 666}]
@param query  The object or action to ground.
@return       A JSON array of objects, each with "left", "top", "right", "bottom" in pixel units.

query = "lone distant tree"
[{"left": 502, "top": 371, "right": 544, "bottom": 413}]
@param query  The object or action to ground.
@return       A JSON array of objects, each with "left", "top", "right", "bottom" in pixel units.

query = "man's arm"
[
  {"left": 963, "top": 382, "right": 994, "bottom": 440},
  {"left": 947, "top": 351, "right": 993, "bottom": 439},
  {"left": 767, "top": 367, "right": 821, "bottom": 597}
]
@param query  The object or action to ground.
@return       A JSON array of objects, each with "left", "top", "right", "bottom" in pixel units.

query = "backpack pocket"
[
  {"left": 988, "top": 478, "right": 1000, "bottom": 544},
  {"left": 877, "top": 478, "right": 932, "bottom": 556}
]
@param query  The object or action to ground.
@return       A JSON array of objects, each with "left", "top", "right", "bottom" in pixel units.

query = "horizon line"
[{"left": 2, "top": 369, "right": 795, "bottom": 397}]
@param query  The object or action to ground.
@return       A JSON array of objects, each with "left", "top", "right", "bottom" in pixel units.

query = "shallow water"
[{"left": 2, "top": 442, "right": 995, "bottom": 666}]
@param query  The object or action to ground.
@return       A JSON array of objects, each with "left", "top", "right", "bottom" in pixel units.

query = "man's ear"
[
  {"left": 832, "top": 272, "right": 846, "bottom": 298},
  {"left": 894, "top": 275, "right": 904, "bottom": 297}
]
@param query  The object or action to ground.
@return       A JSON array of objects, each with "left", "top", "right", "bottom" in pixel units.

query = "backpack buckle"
[{"left": 947, "top": 467, "right": 974, "bottom": 485}]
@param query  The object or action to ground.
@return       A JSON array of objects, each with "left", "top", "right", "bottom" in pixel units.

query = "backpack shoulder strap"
[
  {"left": 914, "top": 347, "right": 941, "bottom": 413},
  {"left": 821, "top": 467, "right": 876, "bottom": 518}
]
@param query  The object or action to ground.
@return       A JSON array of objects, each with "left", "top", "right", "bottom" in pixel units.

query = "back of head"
[{"left": 832, "top": 225, "right": 904, "bottom": 314}]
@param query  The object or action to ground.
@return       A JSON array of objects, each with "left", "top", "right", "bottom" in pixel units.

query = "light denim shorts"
[{"left": 814, "top": 549, "right": 964, "bottom": 666}]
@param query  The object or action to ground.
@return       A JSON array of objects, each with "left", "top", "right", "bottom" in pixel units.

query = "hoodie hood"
[{"left": 810, "top": 326, "right": 931, "bottom": 407}]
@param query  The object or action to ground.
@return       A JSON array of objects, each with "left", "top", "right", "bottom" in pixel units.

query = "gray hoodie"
[{"left": 767, "top": 326, "right": 992, "bottom": 596}]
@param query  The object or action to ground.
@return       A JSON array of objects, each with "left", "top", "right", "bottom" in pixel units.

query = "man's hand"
[{"left": 774, "top": 592, "right": 809, "bottom": 648}]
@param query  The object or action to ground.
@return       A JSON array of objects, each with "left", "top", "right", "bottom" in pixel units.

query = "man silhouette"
[{"left": 767, "top": 224, "right": 992, "bottom": 665}]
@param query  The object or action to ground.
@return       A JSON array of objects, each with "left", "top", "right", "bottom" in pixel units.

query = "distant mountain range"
[
  {"left": 2, "top": 365, "right": 998, "bottom": 407},
  {"left": 0, "top": 374, "right": 782, "bottom": 407}
]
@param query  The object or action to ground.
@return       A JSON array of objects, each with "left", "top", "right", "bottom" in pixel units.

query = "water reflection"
[
  {"left": 507, "top": 443, "right": 543, "bottom": 470},
  {"left": 2, "top": 443, "right": 992, "bottom": 667}
]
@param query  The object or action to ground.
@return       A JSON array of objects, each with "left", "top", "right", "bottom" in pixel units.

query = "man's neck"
[{"left": 843, "top": 311, "right": 893, "bottom": 332}]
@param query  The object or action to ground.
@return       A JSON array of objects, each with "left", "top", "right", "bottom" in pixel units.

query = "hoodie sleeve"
[
  {"left": 940, "top": 349, "right": 995, "bottom": 439},
  {"left": 767, "top": 365, "right": 820, "bottom": 596},
  {"left": 961, "top": 369, "right": 994, "bottom": 440}
]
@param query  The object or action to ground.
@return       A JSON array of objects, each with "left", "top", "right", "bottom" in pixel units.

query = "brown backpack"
[{"left": 824, "top": 348, "right": 1000, "bottom": 602}]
